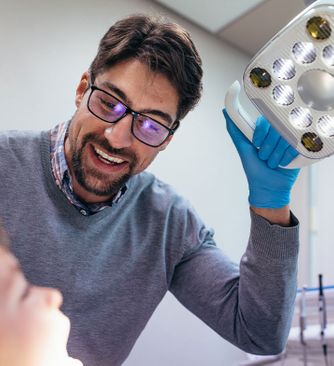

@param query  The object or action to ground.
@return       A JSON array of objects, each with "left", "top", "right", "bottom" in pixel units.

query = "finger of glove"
[
  {"left": 267, "top": 138, "right": 290, "bottom": 168},
  {"left": 280, "top": 145, "right": 299, "bottom": 166},
  {"left": 258, "top": 126, "right": 280, "bottom": 161},
  {"left": 252, "top": 115, "right": 270, "bottom": 147}
]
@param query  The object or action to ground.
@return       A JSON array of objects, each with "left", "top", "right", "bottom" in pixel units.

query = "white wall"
[
  {"left": 305, "top": 159, "right": 334, "bottom": 287},
  {"left": 0, "top": 0, "right": 284, "bottom": 365}
]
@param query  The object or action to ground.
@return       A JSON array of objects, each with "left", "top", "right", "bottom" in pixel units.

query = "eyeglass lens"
[{"left": 89, "top": 88, "right": 170, "bottom": 146}]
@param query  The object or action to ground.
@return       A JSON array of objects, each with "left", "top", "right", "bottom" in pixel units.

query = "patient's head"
[{"left": 0, "top": 240, "right": 82, "bottom": 366}]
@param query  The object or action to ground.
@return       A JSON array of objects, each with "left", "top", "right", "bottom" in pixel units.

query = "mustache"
[{"left": 81, "top": 133, "right": 136, "bottom": 162}]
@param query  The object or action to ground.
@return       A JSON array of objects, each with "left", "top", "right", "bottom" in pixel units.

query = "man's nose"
[{"left": 104, "top": 114, "right": 134, "bottom": 149}]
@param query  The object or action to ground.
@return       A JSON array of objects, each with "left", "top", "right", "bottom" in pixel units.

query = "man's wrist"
[{"left": 250, "top": 205, "right": 292, "bottom": 226}]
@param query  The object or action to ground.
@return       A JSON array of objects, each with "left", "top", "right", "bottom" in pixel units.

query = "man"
[
  {"left": 0, "top": 228, "right": 82, "bottom": 366},
  {"left": 0, "top": 14, "right": 300, "bottom": 366}
]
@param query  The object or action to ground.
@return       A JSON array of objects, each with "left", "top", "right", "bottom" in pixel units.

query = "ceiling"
[{"left": 153, "top": 0, "right": 311, "bottom": 56}]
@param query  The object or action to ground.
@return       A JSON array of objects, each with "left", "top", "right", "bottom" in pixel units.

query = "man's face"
[{"left": 65, "top": 59, "right": 179, "bottom": 203}]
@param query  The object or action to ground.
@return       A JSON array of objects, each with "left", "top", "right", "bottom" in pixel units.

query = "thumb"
[{"left": 223, "top": 108, "right": 254, "bottom": 154}]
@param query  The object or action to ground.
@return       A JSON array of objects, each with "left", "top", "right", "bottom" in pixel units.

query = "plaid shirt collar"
[{"left": 50, "top": 121, "right": 127, "bottom": 215}]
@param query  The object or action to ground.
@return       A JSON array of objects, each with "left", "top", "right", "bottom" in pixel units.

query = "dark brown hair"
[{"left": 89, "top": 14, "right": 203, "bottom": 121}]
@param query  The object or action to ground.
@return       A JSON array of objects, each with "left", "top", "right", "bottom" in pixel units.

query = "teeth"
[{"left": 94, "top": 147, "right": 124, "bottom": 164}]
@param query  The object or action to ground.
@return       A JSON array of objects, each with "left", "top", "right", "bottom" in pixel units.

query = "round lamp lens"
[
  {"left": 323, "top": 45, "right": 334, "bottom": 67},
  {"left": 317, "top": 115, "right": 334, "bottom": 137},
  {"left": 301, "top": 132, "right": 323, "bottom": 152},
  {"left": 249, "top": 67, "right": 272, "bottom": 88},
  {"left": 273, "top": 85, "right": 294, "bottom": 105},
  {"left": 273, "top": 58, "right": 296, "bottom": 80},
  {"left": 292, "top": 42, "right": 316, "bottom": 64},
  {"left": 289, "top": 107, "right": 313, "bottom": 129},
  {"left": 306, "top": 16, "right": 331, "bottom": 40},
  {"left": 297, "top": 69, "right": 334, "bottom": 111}
]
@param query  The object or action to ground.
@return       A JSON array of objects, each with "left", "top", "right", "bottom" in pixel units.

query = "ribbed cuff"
[{"left": 248, "top": 209, "right": 299, "bottom": 262}]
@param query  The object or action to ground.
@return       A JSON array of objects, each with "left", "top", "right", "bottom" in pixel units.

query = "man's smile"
[
  {"left": 93, "top": 146, "right": 126, "bottom": 165},
  {"left": 88, "top": 144, "right": 129, "bottom": 173}
]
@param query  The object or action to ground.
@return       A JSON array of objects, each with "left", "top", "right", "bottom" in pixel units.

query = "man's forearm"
[{"left": 251, "top": 206, "right": 292, "bottom": 226}]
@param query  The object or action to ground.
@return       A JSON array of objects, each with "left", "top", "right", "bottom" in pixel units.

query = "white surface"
[
  {"left": 310, "top": 156, "right": 334, "bottom": 286},
  {"left": 154, "top": 0, "right": 266, "bottom": 32}
]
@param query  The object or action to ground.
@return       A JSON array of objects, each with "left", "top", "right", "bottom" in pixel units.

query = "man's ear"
[{"left": 75, "top": 71, "right": 90, "bottom": 107}]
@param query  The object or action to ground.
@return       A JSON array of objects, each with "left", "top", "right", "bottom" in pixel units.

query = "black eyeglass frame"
[{"left": 87, "top": 85, "right": 180, "bottom": 147}]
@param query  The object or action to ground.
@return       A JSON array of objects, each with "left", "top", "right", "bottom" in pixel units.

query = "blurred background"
[{"left": 1, "top": 0, "right": 332, "bottom": 364}]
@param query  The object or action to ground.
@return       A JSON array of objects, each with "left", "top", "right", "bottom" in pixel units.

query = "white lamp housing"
[{"left": 225, "top": 0, "right": 334, "bottom": 168}]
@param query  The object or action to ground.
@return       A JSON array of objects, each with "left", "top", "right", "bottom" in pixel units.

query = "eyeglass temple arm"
[
  {"left": 171, "top": 120, "right": 180, "bottom": 133},
  {"left": 225, "top": 80, "right": 316, "bottom": 169}
]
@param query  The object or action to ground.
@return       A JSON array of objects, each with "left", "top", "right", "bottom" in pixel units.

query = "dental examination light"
[{"left": 225, "top": 0, "right": 334, "bottom": 168}]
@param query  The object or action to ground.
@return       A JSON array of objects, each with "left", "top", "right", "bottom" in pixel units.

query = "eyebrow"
[{"left": 100, "top": 81, "right": 174, "bottom": 125}]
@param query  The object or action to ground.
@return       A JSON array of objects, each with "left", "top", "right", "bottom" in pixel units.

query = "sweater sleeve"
[{"left": 169, "top": 209, "right": 299, "bottom": 355}]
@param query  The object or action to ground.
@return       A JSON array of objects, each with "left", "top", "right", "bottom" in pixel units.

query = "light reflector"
[
  {"left": 306, "top": 16, "right": 331, "bottom": 40},
  {"left": 289, "top": 107, "right": 313, "bottom": 129},
  {"left": 297, "top": 69, "right": 334, "bottom": 111},
  {"left": 273, "top": 85, "right": 294, "bottom": 105},
  {"left": 292, "top": 42, "right": 316, "bottom": 64},
  {"left": 249, "top": 67, "right": 272, "bottom": 88},
  {"left": 317, "top": 115, "right": 334, "bottom": 137},
  {"left": 272, "top": 58, "right": 296, "bottom": 80},
  {"left": 323, "top": 45, "right": 334, "bottom": 67},
  {"left": 301, "top": 132, "right": 323, "bottom": 152}
]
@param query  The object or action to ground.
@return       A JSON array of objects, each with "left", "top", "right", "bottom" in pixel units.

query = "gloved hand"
[{"left": 223, "top": 109, "right": 300, "bottom": 208}]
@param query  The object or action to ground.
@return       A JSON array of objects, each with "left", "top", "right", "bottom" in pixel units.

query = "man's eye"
[
  {"left": 100, "top": 98, "right": 116, "bottom": 109},
  {"left": 139, "top": 119, "right": 160, "bottom": 132}
]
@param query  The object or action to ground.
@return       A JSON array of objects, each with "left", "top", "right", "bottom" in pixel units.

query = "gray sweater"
[{"left": 0, "top": 130, "right": 299, "bottom": 366}]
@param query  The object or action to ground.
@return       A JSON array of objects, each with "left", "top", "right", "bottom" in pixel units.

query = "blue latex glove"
[{"left": 223, "top": 109, "right": 300, "bottom": 208}]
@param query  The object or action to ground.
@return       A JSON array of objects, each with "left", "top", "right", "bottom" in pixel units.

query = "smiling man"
[{"left": 0, "top": 14, "right": 300, "bottom": 366}]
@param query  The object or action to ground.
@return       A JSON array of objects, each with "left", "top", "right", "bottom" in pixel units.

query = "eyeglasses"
[{"left": 87, "top": 85, "right": 179, "bottom": 147}]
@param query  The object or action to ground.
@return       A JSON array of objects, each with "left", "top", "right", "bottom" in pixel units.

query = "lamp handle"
[{"left": 225, "top": 80, "right": 316, "bottom": 169}]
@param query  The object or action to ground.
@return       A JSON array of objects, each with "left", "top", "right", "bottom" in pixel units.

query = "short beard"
[{"left": 70, "top": 133, "right": 137, "bottom": 199}]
